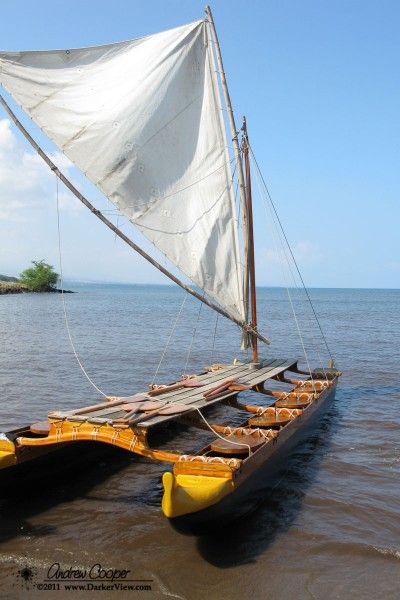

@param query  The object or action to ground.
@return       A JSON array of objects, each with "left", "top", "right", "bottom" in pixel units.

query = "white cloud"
[
  {"left": 294, "top": 240, "right": 323, "bottom": 263},
  {"left": 0, "top": 118, "right": 14, "bottom": 148},
  {"left": 0, "top": 118, "right": 77, "bottom": 221},
  {"left": 56, "top": 189, "right": 84, "bottom": 213},
  {"left": 262, "top": 240, "right": 323, "bottom": 267},
  {"left": 0, "top": 120, "right": 157, "bottom": 283}
]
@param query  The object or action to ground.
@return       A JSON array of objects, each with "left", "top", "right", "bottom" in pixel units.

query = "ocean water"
[{"left": 0, "top": 285, "right": 399, "bottom": 599}]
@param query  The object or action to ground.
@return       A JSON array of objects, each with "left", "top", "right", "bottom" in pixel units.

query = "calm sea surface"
[{"left": 0, "top": 285, "right": 399, "bottom": 599}]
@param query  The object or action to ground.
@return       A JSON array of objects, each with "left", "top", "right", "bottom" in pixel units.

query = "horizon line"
[{"left": 60, "top": 280, "right": 400, "bottom": 291}]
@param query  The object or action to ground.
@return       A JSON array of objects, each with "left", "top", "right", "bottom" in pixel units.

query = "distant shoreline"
[
  {"left": 0, "top": 282, "right": 74, "bottom": 295},
  {"left": 1, "top": 280, "right": 399, "bottom": 293}
]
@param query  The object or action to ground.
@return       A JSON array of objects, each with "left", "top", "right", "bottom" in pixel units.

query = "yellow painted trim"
[
  {"left": 0, "top": 450, "right": 16, "bottom": 469},
  {"left": 162, "top": 471, "right": 235, "bottom": 518}
]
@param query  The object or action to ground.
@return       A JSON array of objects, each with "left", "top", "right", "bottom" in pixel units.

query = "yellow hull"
[
  {"left": 162, "top": 471, "right": 234, "bottom": 518},
  {"left": 0, "top": 436, "right": 16, "bottom": 469}
]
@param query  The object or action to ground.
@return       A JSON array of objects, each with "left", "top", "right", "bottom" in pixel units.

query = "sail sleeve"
[{"left": 0, "top": 20, "right": 245, "bottom": 323}]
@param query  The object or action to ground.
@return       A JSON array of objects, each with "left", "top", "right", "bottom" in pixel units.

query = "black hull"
[
  {"left": 0, "top": 440, "right": 127, "bottom": 495},
  {"left": 170, "top": 383, "right": 337, "bottom": 534}
]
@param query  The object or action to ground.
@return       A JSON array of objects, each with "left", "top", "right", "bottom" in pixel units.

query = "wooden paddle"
[
  {"left": 113, "top": 400, "right": 164, "bottom": 424},
  {"left": 203, "top": 379, "right": 239, "bottom": 400},
  {"left": 148, "top": 379, "right": 204, "bottom": 397},
  {"left": 47, "top": 396, "right": 140, "bottom": 419},
  {"left": 121, "top": 402, "right": 192, "bottom": 427}
]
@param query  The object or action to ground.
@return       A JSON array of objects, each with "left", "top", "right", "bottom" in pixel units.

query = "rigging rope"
[
  {"left": 151, "top": 292, "right": 188, "bottom": 385},
  {"left": 272, "top": 230, "right": 328, "bottom": 379},
  {"left": 271, "top": 222, "right": 327, "bottom": 373},
  {"left": 248, "top": 144, "right": 335, "bottom": 366},
  {"left": 55, "top": 173, "right": 108, "bottom": 398},
  {"left": 210, "top": 313, "right": 219, "bottom": 364},
  {"left": 182, "top": 298, "right": 203, "bottom": 376},
  {"left": 251, "top": 164, "right": 315, "bottom": 383},
  {"left": 194, "top": 407, "right": 251, "bottom": 456}
]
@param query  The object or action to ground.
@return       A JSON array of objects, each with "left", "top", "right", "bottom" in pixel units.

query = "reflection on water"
[{"left": 1, "top": 286, "right": 399, "bottom": 599}]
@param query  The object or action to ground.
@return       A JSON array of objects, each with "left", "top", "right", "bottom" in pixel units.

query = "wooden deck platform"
[{"left": 46, "top": 358, "right": 299, "bottom": 429}]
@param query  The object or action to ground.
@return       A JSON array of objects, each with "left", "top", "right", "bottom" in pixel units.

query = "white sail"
[{"left": 0, "top": 20, "right": 245, "bottom": 322}]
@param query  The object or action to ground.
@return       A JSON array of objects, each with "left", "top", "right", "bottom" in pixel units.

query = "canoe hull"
[
  {"left": 0, "top": 434, "right": 126, "bottom": 494},
  {"left": 167, "top": 381, "right": 337, "bottom": 532}
]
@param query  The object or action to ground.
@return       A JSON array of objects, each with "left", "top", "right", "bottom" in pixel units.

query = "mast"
[
  {"left": 242, "top": 117, "right": 258, "bottom": 363},
  {"left": 0, "top": 92, "right": 270, "bottom": 346},
  {"left": 205, "top": 5, "right": 250, "bottom": 339}
]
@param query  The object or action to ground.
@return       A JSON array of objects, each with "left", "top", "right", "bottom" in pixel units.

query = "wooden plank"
[
  {"left": 86, "top": 409, "right": 129, "bottom": 421},
  {"left": 148, "top": 363, "right": 253, "bottom": 405},
  {"left": 147, "top": 361, "right": 261, "bottom": 402},
  {"left": 156, "top": 359, "right": 289, "bottom": 409},
  {"left": 148, "top": 358, "right": 282, "bottom": 405},
  {"left": 53, "top": 360, "right": 280, "bottom": 420},
  {"left": 139, "top": 359, "right": 297, "bottom": 428},
  {"left": 51, "top": 366, "right": 253, "bottom": 422},
  {"left": 155, "top": 358, "right": 278, "bottom": 395},
  {"left": 81, "top": 406, "right": 131, "bottom": 419},
  {"left": 51, "top": 358, "right": 297, "bottom": 430},
  {"left": 238, "top": 360, "right": 298, "bottom": 387},
  {"left": 51, "top": 407, "right": 128, "bottom": 420}
]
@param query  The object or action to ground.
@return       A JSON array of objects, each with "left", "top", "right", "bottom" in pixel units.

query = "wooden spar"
[
  {"left": 205, "top": 5, "right": 250, "bottom": 334},
  {"left": 242, "top": 117, "right": 258, "bottom": 363},
  {"left": 0, "top": 93, "right": 270, "bottom": 345}
]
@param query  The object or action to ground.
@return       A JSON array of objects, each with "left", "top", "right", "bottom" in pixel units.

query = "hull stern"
[{"left": 162, "top": 471, "right": 234, "bottom": 518}]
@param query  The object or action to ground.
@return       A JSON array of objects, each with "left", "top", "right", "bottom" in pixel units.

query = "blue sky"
[{"left": 0, "top": 0, "right": 399, "bottom": 288}]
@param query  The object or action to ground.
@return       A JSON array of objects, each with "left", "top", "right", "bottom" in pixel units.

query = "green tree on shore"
[{"left": 20, "top": 260, "right": 59, "bottom": 292}]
